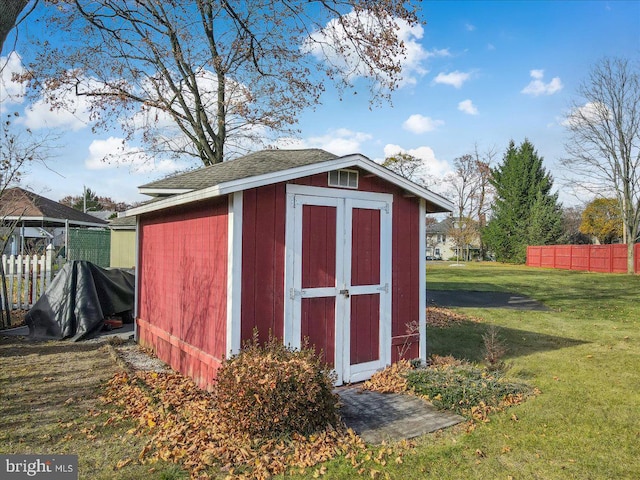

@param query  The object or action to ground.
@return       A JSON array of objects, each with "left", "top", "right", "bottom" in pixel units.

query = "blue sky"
[{"left": 1, "top": 1, "right": 638, "bottom": 207}]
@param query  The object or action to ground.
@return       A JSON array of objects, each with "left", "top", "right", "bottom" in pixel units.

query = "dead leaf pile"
[
  {"left": 361, "top": 359, "right": 413, "bottom": 393},
  {"left": 426, "top": 306, "right": 481, "bottom": 328},
  {"left": 98, "top": 370, "right": 413, "bottom": 479}
]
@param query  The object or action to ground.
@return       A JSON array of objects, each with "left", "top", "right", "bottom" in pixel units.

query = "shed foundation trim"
[{"left": 137, "top": 319, "right": 222, "bottom": 390}]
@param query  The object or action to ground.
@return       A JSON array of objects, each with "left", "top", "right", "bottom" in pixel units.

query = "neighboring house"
[
  {"left": 109, "top": 215, "right": 136, "bottom": 269},
  {"left": 88, "top": 210, "right": 117, "bottom": 221},
  {"left": 126, "top": 149, "right": 453, "bottom": 389},
  {"left": 0, "top": 187, "right": 108, "bottom": 256},
  {"left": 426, "top": 217, "right": 481, "bottom": 261}
]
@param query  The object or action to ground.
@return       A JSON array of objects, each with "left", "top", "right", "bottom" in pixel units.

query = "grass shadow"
[
  {"left": 0, "top": 337, "right": 105, "bottom": 358},
  {"left": 427, "top": 320, "right": 588, "bottom": 364}
]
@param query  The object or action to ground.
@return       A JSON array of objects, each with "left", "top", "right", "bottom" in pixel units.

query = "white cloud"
[
  {"left": 0, "top": 52, "right": 26, "bottom": 108},
  {"left": 465, "top": 23, "right": 476, "bottom": 32},
  {"left": 433, "top": 71, "right": 471, "bottom": 89},
  {"left": 562, "top": 101, "right": 609, "bottom": 127},
  {"left": 273, "top": 128, "right": 372, "bottom": 156},
  {"left": 402, "top": 114, "right": 444, "bottom": 134},
  {"left": 305, "top": 11, "right": 429, "bottom": 87},
  {"left": 85, "top": 137, "right": 179, "bottom": 174},
  {"left": 22, "top": 96, "right": 92, "bottom": 131},
  {"left": 383, "top": 144, "right": 452, "bottom": 179},
  {"left": 530, "top": 69, "right": 544, "bottom": 80},
  {"left": 458, "top": 99, "right": 479, "bottom": 115},
  {"left": 19, "top": 76, "right": 109, "bottom": 131},
  {"left": 521, "top": 69, "right": 563, "bottom": 96},
  {"left": 425, "top": 48, "right": 451, "bottom": 59}
]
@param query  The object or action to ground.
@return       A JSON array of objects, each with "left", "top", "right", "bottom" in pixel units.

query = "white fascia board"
[
  {"left": 353, "top": 158, "right": 455, "bottom": 212},
  {"left": 125, "top": 153, "right": 454, "bottom": 216},
  {"left": 125, "top": 186, "right": 224, "bottom": 216},
  {"left": 137, "top": 187, "right": 193, "bottom": 197},
  {"left": 109, "top": 225, "right": 136, "bottom": 231}
]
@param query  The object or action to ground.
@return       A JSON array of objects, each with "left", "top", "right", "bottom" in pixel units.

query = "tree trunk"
[
  {"left": 628, "top": 232, "right": 635, "bottom": 274},
  {"left": 0, "top": 0, "right": 29, "bottom": 53},
  {"left": 0, "top": 262, "right": 11, "bottom": 328}
]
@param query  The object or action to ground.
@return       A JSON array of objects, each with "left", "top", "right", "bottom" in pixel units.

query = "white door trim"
[{"left": 287, "top": 183, "right": 394, "bottom": 203}]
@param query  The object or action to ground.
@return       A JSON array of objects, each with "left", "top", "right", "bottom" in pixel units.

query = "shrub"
[
  {"left": 482, "top": 325, "right": 508, "bottom": 371},
  {"left": 213, "top": 333, "right": 340, "bottom": 438},
  {"left": 406, "top": 364, "right": 531, "bottom": 416}
]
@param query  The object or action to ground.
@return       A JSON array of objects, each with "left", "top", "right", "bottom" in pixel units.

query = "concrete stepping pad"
[{"left": 337, "top": 386, "right": 463, "bottom": 444}]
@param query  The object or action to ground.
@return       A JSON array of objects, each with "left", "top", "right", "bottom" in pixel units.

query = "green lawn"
[
  {"left": 287, "top": 262, "right": 640, "bottom": 479},
  {"left": 2, "top": 263, "right": 639, "bottom": 479},
  {"left": 0, "top": 339, "right": 187, "bottom": 479}
]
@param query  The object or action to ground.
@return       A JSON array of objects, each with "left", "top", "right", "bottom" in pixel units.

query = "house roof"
[
  {"left": 0, "top": 187, "right": 109, "bottom": 227},
  {"left": 127, "top": 149, "right": 454, "bottom": 216},
  {"left": 139, "top": 149, "right": 339, "bottom": 196},
  {"left": 109, "top": 215, "right": 137, "bottom": 229},
  {"left": 426, "top": 217, "right": 453, "bottom": 234}
]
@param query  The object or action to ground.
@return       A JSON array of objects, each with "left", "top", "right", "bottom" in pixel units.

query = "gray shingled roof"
[
  {"left": 141, "top": 149, "right": 339, "bottom": 193},
  {"left": 0, "top": 187, "right": 109, "bottom": 226},
  {"left": 426, "top": 217, "right": 453, "bottom": 234},
  {"left": 109, "top": 215, "right": 137, "bottom": 228}
]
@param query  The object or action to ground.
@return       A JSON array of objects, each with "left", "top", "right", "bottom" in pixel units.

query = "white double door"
[{"left": 284, "top": 185, "right": 392, "bottom": 384}]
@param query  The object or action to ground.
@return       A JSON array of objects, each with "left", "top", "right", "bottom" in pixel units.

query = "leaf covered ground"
[{"left": 98, "top": 368, "right": 419, "bottom": 479}]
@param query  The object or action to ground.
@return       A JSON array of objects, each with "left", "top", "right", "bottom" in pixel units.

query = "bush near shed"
[{"left": 213, "top": 333, "right": 340, "bottom": 438}]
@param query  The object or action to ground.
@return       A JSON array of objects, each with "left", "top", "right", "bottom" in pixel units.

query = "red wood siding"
[
  {"left": 390, "top": 195, "right": 421, "bottom": 363},
  {"left": 241, "top": 185, "right": 286, "bottom": 343},
  {"left": 302, "top": 205, "right": 337, "bottom": 288},
  {"left": 350, "top": 294, "right": 380, "bottom": 364},
  {"left": 137, "top": 199, "right": 228, "bottom": 390},
  {"left": 351, "top": 208, "right": 381, "bottom": 286},
  {"left": 301, "top": 297, "right": 336, "bottom": 366}
]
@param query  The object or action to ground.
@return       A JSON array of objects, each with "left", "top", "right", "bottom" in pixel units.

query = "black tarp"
[{"left": 26, "top": 260, "right": 135, "bottom": 341}]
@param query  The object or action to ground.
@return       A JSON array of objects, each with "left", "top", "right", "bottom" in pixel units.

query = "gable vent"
[{"left": 328, "top": 169, "right": 359, "bottom": 189}]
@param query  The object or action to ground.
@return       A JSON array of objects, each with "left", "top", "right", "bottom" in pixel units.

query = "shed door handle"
[{"left": 339, "top": 289, "right": 350, "bottom": 298}]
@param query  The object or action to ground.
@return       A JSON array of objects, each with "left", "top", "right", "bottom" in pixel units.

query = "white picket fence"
[{"left": 0, "top": 244, "right": 62, "bottom": 312}]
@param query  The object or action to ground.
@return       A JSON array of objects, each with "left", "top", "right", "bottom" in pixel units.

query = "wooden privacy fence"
[
  {"left": 1, "top": 244, "right": 61, "bottom": 312},
  {"left": 527, "top": 244, "right": 640, "bottom": 274}
]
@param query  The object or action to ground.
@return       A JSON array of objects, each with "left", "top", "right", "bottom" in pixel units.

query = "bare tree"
[
  {"left": 17, "top": 1, "right": 421, "bottom": 166},
  {"left": 559, "top": 205, "right": 590, "bottom": 245},
  {"left": 443, "top": 146, "right": 495, "bottom": 260},
  {"left": 0, "top": 113, "right": 54, "bottom": 327},
  {"left": 563, "top": 57, "right": 640, "bottom": 273},
  {"left": 382, "top": 153, "right": 425, "bottom": 184}
]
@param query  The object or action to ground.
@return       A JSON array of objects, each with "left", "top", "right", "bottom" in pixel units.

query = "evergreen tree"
[{"left": 483, "top": 139, "right": 563, "bottom": 263}]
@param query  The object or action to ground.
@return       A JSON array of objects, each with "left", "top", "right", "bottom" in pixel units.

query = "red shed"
[{"left": 126, "top": 149, "right": 452, "bottom": 389}]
